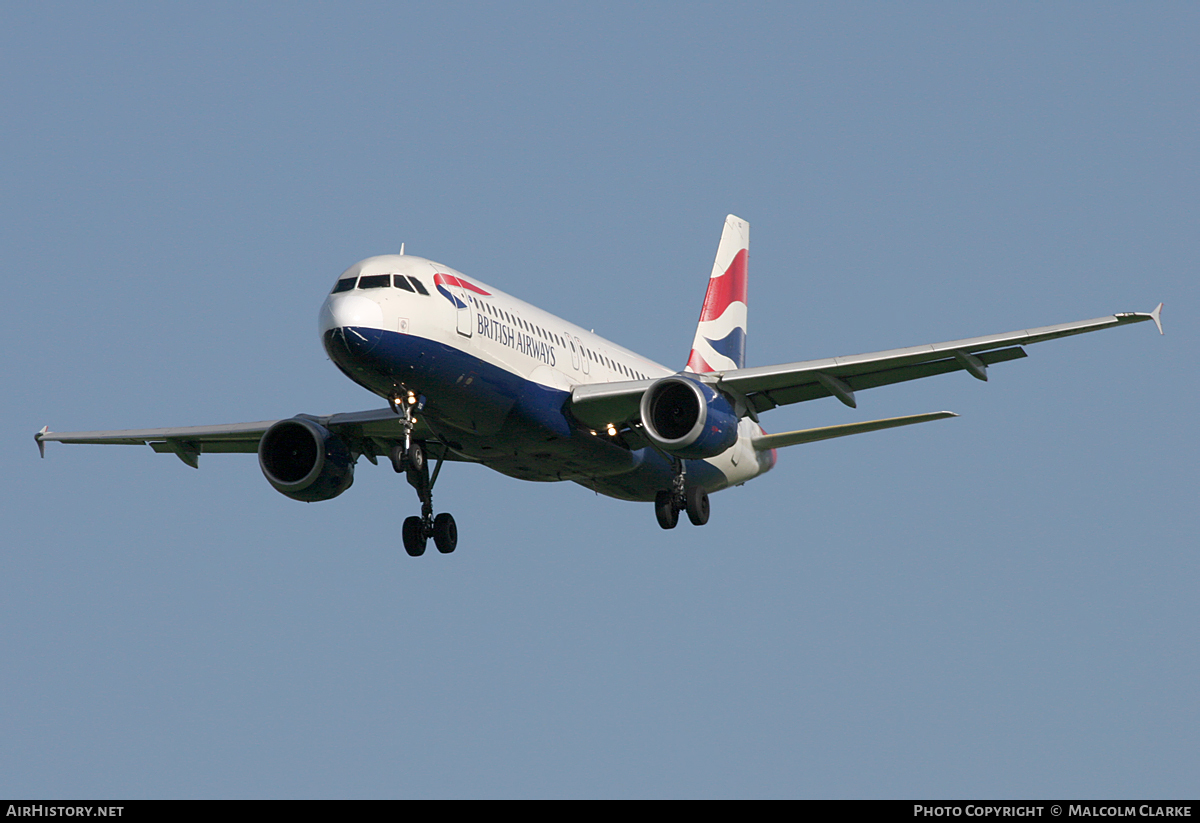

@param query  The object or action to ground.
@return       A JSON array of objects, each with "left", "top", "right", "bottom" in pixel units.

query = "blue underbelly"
[{"left": 323, "top": 327, "right": 729, "bottom": 498}]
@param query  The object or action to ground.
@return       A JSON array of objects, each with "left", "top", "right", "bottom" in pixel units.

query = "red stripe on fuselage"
[
  {"left": 698, "top": 249, "right": 747, "bottom": 322},
  {"left": 433, "top": 272, "right": 492, "bottom": 296}
]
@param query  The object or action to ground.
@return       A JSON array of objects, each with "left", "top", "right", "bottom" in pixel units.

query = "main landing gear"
[
  {"left": 654, "top": 459, "right": 710, "bottom": 529},
  {"left": 390, "top": 393, "right": 457, "bottom": 557}
]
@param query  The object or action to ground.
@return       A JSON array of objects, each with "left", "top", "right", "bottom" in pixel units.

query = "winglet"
[
  {"left": 35, "top": 426, "right": 48, "bottom": 458},
  {"left": 1115, "top": 303, "right": 1164, "bottom": 335},
  {"left": 1150, "top": 302, "right": 1164, "bottom": 335}
]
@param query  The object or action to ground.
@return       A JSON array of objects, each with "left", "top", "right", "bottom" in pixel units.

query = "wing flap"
[{"left": 149, "top": 440, "right": 260, "bottom": 455}]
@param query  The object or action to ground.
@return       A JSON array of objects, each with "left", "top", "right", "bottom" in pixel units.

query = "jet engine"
[
  {"left": 258, "top": 416, "right": 355, "bottom": 502},
  {"left": 639, "top": 375, "right": 739, "bottom": 459}
]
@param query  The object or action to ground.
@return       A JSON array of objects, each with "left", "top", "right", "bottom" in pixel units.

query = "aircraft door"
[
  {"left": 575, "top": 336, "right": 590, "bottom": 374},
  {"left": 453, "top": 287, "right": 473, "bottom": 337},
  {"left": 567, "top": 335, "right": 580, "bottom": 370}
]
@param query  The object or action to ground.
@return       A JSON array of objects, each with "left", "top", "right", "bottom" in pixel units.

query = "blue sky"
[{"left": 2, "top": 2, "right": 1196, "bottom": 798}]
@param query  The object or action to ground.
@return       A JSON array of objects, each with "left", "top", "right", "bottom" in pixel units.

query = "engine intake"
[
  {"left": 259, "top": 417, "right": 355, "bottom": 502},
  {"left": 639, "top": 375, "right": 739, "bottom": 459}
]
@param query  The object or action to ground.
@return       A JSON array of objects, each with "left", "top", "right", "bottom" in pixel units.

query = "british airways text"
[{"left": 477, "top": 315, "right": 556, "bottom": 367}]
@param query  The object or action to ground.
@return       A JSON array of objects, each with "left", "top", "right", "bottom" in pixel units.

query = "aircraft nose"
[
  {"left": 319, "top": 292, "right": 387, "bottom": 363},
  {"left": 319, "top": 293, "right": 384, "bottom": 335}
]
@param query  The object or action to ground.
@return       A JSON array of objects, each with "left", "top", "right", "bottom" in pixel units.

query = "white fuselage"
[{"left": 318, "top": 254, "right": 774, "bottom": 500}]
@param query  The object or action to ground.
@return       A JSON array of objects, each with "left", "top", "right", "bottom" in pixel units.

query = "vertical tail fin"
[{"left": 685, "top": 214, "right": 749, "bottom": 373}]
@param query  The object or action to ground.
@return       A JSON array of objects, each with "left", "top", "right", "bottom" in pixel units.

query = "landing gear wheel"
[
  {"left": 432, "top": 512, "right": 458, "bottom": 554},
  {"left": 402, "top": 515, "right": 426, "bottom": 556},
  {"left": 389, "top": 444, "right": 406, "bottom": 474},
  {"left": 655, "top": 491, "right": 679, "bottom": 530},
  {"left": 405, "top": 442, "right": 426, "bottom": 487},
  {"left": 685, "top": 486, "right": 710, "bottom": 526}
]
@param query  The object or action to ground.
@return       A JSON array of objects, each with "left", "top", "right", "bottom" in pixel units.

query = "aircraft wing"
[
  {"left": 35, "top": 408, "right": 473, "bottom": 468},
  {"left": 570, "top": 304, "right": 1163, "bottom": 426}
]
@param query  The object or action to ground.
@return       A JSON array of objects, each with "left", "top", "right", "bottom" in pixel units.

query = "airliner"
[{"left": 36, "top": 215, "right": 1163, "bottom": 556}]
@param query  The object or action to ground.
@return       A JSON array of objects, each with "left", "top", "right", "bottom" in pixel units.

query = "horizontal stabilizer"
[{"left": 751, "top": 411, "right": 957, "bottom": 451}]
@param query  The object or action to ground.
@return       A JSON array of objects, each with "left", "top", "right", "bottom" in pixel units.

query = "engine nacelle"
[
  {"left": 258, "top": 416, "right": 354, "bottom": 502},
  {"left": 639, "top": 375, "right": 740, "bottom": 459}
]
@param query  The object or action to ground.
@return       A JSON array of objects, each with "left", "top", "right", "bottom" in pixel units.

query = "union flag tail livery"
[
  {"left": 686, "top": 214, "right": 749, "bottom": 373},
  {"left": 36, "top": 212, "right": 1162, "bottom": 554}
]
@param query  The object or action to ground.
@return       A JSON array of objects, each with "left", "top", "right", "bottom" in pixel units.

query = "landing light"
[{"left": 606, "top": 425, "right": 618, "bottom": 437}]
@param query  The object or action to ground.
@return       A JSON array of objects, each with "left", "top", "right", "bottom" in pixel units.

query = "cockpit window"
[
  {"left": 392, "top": 274, "right": 414, "bottom": 292},
  {"left": 358, "top": 274, "right": 390, "bottom": 289},
  {"left": 408, "top": 276, "right": 430, "bottom": 295},
  {"left": 331, "top": 278, "right": 357, "bottom": 294}
]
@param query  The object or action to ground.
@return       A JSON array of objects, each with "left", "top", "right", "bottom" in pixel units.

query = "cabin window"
[{"left": 331, "top": 278, "right": 357, "bottom": 294}]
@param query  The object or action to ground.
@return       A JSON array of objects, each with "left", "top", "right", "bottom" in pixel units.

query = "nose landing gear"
[
  {"left": 393, "top": 440, "right": 458, "bottom": 556},
  {"left": 390, "top": 392, "right": 457, "bottom": 557}
]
